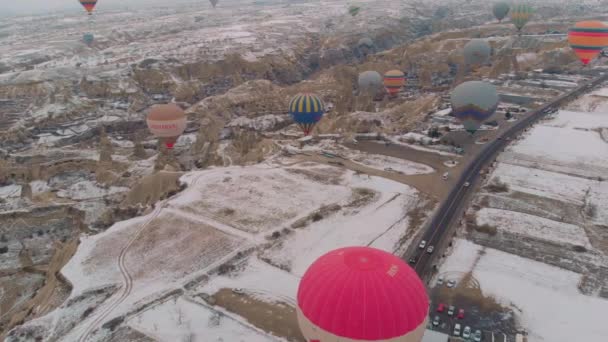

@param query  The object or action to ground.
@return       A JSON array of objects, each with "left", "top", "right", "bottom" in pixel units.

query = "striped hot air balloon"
[
  {"left": 297, "top": 247, "right": 429, "bottom": 342},
  {"left": 384, "top": 69, "right": 406, "bottom": 97},
  {"left": 451, "top": 81, "right": 499, "bottom": 134},
  {"left": 510, "top": 3, "right": 533, "bottom": 32},
  {"left": 79, "top": 0, "right": 98, "bottom": 15},
  {"left": 288, "top": 93, "right": 325, "bottom": 135},
  {"left": 568, "top": 21, "right": 608, "bottom": 65},
  {"left": 147, "top": 104, "right": 187, "bottom": 149}
]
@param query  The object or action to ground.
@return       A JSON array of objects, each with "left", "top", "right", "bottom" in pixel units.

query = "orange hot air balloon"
[
  {"left": 80, "top": 0, "right": 98, "bottom": 15},
  {"left": 568, "top": 21, "right": 608, "bottom": 65},
  {"left": 146, "top": 104, "right": 187, "bottom": 149},
  {"left": 383, "top": 69, "right": 406, "bottom": 97}
]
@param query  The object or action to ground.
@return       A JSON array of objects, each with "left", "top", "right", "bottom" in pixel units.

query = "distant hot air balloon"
[
  {"left": 358, "top": 37, "right": 373, "bottom": 48},
  {"left": 348, "top": 5, "right": 361, "bottom": 17},
  {"left": 79, "top": 0, "right": 98, "bottom": 15},
  {"left": 568, "top": 21, "right": 608, "bottom": 66},
  {"left": 209, "top": 0, "right": 219, "bottom": 8},
  {"left": 383, "top": 69, "right": 406, "bottom": 97},
  {"left": 451, "top": 81, "right": 499, "bottom": 134},
  {"left": 297, "top": 247, "right": 429, "bottom": 342},
  {"left": 358, "top": 71, "right": 383, "bottom": 95},
  {"left": 464, "top": 39, "right": 491, "bottom": 68},
  {"left": 83, "top": 33, "right": 94, "bottom": 46},
  {"left": 510, "top": 2, "right": 533, "bottom": 33},
  {"left": 146, "top": 104, "right": 187, "bottom": 149},
  {"left": 288, "top": 93, "right": 325, "bottom": 136},
  {"left": 492, "top": 2, "right": 510, "bottom": 22}
]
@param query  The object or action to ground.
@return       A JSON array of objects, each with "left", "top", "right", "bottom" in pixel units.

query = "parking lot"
[{"left": 428, "top": 272, "right": 520, "bottom": 342}]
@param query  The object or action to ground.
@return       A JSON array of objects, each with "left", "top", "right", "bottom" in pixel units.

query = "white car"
[
  {"left": 463, "top": 182, "right": 470, "bottom": 187},
  {"left": 453, "top": 323, "right": 461, "bottom": 336},
  {"left": 473, "top": 330, "right": 483, "bottom": 341},
  {"left": 426, "top": 246, "right": 434, "bottom": 254},
  {"left": 463, "top": 326, "right": 472, "bottom": 339},
  {"left": 418, "top": 240, "right": 427, "bottom": 249},
  {"left": 447, "top": 280, "right": 456, "bottom": 288},
  {"left": 437, "top": 276, "right": 444, "bottom": 285}
]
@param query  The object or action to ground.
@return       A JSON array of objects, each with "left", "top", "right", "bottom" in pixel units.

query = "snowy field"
[
  {"left": 476, "top": 208, "right": 591, "bottom": 248},
  {"left": 438, "top": 239, "right": 608, "bottom": 342},
  {"left": 128, "top": 297, "right": 275, "bottom": 342},
  {"left": 349, "top": 152, "right": 435, "bottom": 175},
  {"left": 14, "top": 159, "right": 426, "bottom": 341}
]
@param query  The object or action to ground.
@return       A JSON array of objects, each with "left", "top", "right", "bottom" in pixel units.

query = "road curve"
[{"left": 409, "top": 73, "right": 608, "bottom": 279}]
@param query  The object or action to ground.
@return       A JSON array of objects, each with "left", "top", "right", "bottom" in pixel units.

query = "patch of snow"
[
  {"left": 128, "top": 297, "right": 275, "bottom": 342},
  {"left": 439, "top": 239, "right": 608, "bottom": 342},
  {"left": 476, "top": 208, "right": 591, "bottom": 248},
  {"left": 56, "top": 181, "right": 128, "bottom": 200},
  {"left": 0, "top": 184, "right": 22, "bottom": 198}
]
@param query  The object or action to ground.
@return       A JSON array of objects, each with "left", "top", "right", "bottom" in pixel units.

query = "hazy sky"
[{"left": 1, "top": 0, "right": 198, "bottom": 16}]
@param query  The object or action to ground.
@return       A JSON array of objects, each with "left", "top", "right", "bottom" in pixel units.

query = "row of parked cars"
[{"left": 432, "top": 302, "right": 482, "bottom": 340}]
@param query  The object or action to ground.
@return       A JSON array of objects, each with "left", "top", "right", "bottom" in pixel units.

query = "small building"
[{"left": 422, "top": 329, "right": 450, "bottom": 342}]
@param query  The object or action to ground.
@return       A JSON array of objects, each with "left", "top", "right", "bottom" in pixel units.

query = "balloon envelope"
[
  {"left": 510, "top": 3, "right": 533, "bottom": 32},
  {"left": 209, "top": 0, "right": 219, "bottom": 8},
  {"left": 358, "top": 71, "right": 382, "bottom": 94},
  {"left": 297, "top": 247, "right": 429, "bottom": 342},
  {"left": 80, "top": 0, "right": 97, "bottom": 15},
  {"left": 568, "top": 21, "right": 608, "bottom": 65},
  {"left": 451, "top": 81, "right": 499, "bottom": 134},
  {"left": 83, "top": 33, "right": 94, "bottom": 46},
  {"left": 348, "top": 5, "right": 361, "bottom": 17},
  {"left": 288, "top": 93, "right": 325, "bottom": 135},
  {"left": 492, "top": 2, "right": 510, "bottom": 22},
  {"left": 358, "top": 37, "right": 373, "bottom": 48},
  {"left": 147, "top": 104, "right": 187, "bottom": 149},
  {"left": 383, "top": 69, "right": 406, "bottom": 97},
  {"left": 464, "top": 39, "right": 491, "bottom": 68}
]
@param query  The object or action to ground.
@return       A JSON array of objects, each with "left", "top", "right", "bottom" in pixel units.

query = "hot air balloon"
[
  {"left": 451, "top": 81, "right": 499, "bottom": 134},
  {"left": 83, "top": 33, "right": 94, "bottom": 46},
  {"left": 79, "top": 0, "right": 98, "bottom": 15},
  {"left": 209, "top": 0, "right": 219, "bottom": 8},
  {"left": 348, "top": 5, "right": 361, "bottom": 17},
  {"left": 358, "top": 71, "right": 382, "bottom": 95},
  {"left": 384, "top": 69, "right": 406, "bottom": 97},
  {"left": 297, "top": 247, "right": 429, "bottom": 342},
  {"left": 146, "top": 104, "right": 187, "bottom": 149},
  {"left": 288, "top": 93, "right": 325, "bottom": 136},
  {"left": 358, "top": 37, "right": 373, "bottom": 49},
  {"left": 568, "top": 21, "right": 608, "bottom": 66},
  {"left": 510, "top": 3, "right": 533, "bottom": 33},
  {"left": 464, "top": 39, "right": 491, "bottom": 68},
  {"left": 492, "top": 2, "right": 510, "bottom": 22}
]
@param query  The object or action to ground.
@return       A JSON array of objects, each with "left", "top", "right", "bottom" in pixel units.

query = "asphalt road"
[{"left": 409, "top": 73, "right": 608, "bottom": 278}]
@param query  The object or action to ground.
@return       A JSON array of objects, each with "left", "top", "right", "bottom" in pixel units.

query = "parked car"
[
  {"left": 419, "top": 240, "right": 427, "bottom": 249},
  {"left": 453, "top": 323, "right": 461, "bottom": 336},
  {"left": 437, "top": 303, "right": 445, "bottom": 313},
  {"left": 463, "top": 326, "right": 472, "bottom": 339},
  {"left": 457, "top": 308, "right": 465, "bottom": 319},
  {"left": 408, "top": 256, "right": 418, "bottom": 265},
  {"left": 426, "top": 246, "right": 434, "bottom": 254},
  {"left": 437, "top": 276, "right": 444, "bottom": 285},
  {"left": 447, "top": 280, "right": 456, "bottom": 288},
  {"left": 463, "top": 182, "right": 470, "bottom": 187},
  {"left": 473, "top": 329, "right": 483, "bottom": 341},
  {"left": 432, "top": 315, "right": 440, "bottom": 327},
  {"left": 232, "top": 288, "right": 245, "bottom": 294},
  {"left": 447, "top": 305, "right": 455, "bottom": 316}
]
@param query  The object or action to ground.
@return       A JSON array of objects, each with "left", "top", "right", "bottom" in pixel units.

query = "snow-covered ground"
[
  {"left": 438, "top": 239, "right": 608, "bottom": 342},
  {"left": 444, "top": 90, "right": 608, "bottom": 341},
  {"left": 15, "top": 158, "right": 428, "bottom": 341},
  {"left": 128, "top": 297, "right": 275, "bottom": 342},
  {"left": 476, "top": 208, "right": 591, "bottom": 248}
]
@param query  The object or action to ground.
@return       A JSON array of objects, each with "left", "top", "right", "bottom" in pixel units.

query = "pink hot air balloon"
[
  {"left": 146, "top": 103, "right": 187, "bottom": 149},
  {"left": 297, "top": 246, "right": 429, "bottom": 342}
]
